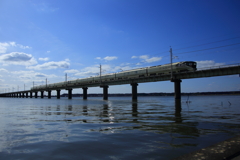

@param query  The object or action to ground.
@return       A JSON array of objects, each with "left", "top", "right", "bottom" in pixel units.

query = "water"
[{"left": 0, "top": 95, "right": 240, "bottom": 160}]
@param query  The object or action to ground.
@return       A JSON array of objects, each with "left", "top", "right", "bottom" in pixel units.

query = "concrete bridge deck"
[{"left": 1, "top": 63, "right": 240, "bottom": 100}]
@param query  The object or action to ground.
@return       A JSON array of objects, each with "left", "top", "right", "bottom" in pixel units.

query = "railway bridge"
[{"left": 1, "top": 64, "right": 240, "bottom": 102}]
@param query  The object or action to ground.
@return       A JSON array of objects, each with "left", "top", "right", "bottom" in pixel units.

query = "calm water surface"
[{"left": 0, "top": 95, "right": 240, "bottom": 160}]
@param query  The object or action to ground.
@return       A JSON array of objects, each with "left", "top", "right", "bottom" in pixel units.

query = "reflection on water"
[{"left": 0, "top": 96, "right": 240, "bottom": 159}]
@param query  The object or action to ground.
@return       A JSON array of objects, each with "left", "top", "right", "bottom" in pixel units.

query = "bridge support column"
[
  {"left": 30, "top": 92, "right": 32, "bottom": 98},
  {"left": 35, "top": 91, "right": 38, "bottom": 98},
  {"left": 100, "top": 85, "right": 109, "bottom": 100},
  {"left": 171, "top": 79, "right": 182, "bottom": 100},
  {"left": 82, "top": 87, "right": 88, "bottom": 100},
  {"left": 47, "top": 90, "right": 51, "bottom": 99},
  {"left": 22, "top": 93, "right": 25, "bottom": 98},
  {"left": 131, "top": 83, "right": 138, "bottom": 100},
  {"left": 41, "top": 91, "right": 44, "bottom": 98},
  {"left": 56, "top": 90, "right": 61, "bottom": 99},
  {"left": 26, "top": 92, "right": 28, "bottom": 98},
  {"left": 67, "top": 89, "right": 72, "bottom": 99}
]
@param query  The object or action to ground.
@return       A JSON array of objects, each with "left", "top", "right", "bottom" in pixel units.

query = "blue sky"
[{"left": 0, "top": 0, "right": 240, "bottom": 94}]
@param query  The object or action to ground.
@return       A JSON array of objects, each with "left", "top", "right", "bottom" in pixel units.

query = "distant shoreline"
[{"left": 59, "top": 91, "right": 240, "bottom": 97}]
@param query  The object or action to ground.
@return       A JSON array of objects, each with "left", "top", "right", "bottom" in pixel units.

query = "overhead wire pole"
[
  {"left": 170, "top": 46, "right": 173, "bottom": 80},
  {"left": 99, "top": 64, "right": 102, "bottom": 83}
]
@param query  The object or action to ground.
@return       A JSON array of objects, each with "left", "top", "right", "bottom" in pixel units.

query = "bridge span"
[{"left": 1, "top": 63, "right": 240, "bottom": 101}]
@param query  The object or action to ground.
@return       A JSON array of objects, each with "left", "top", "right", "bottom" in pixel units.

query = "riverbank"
[{"left": 172, "top": 135, "right": 240, "bottom": 160}]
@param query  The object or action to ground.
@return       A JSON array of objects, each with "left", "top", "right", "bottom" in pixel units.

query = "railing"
[{"left": 197, "top": 63, "right": 240, "bottom": 71}]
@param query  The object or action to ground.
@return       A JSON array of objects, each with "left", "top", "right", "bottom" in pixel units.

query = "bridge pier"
[
  {"left": 82, "top": 87, "right": 88, "bottom": 100},
  {"left": 131, "top": 83, "right": 138, "bottom": 100},
  {"left": 47, "top": 90, "right": 51, "bottom": 99},
  {"left": 171, "top": 79, "right": 182, "bottom": 101},
  {"left": 26, "top": 92, "right": 28, "bottom": 98},
  {"left": 30, "top": 92, "right": 32, "bottom": 98},
  {"left": 35, "top": 91, "right": 38, "bottom": 98},
  {"left": 22, "top": 92, "right": 25, "bottom": 98},
  {"left": 100, "top": 85, "right": 109, "bottom": 100},
  {"left": 41, "top": 91, "right": 44, "bottom": 98},
  {"left": 56, "top": 90, "right": 61, "bottom": 99},
  {"left": 67, "top": 89, "right": 72, "bottom": 99}
]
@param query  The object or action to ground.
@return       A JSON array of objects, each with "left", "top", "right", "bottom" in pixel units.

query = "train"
[{"left": 31, "top": 61, "right": 197, "bottom": 90}]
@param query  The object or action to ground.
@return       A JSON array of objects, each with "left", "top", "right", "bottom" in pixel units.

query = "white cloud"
[
  {"left": 0, "top": 68, "right": 8, "bottom": 72},
  {"left": 27, "top": 60, "right": 70, "bottom": 70},
  {"left": 136, "top": 63, "right": 142, "bottom": 65},
  {"left": 74, "top": 63, "right": 137, "bottom": 77},
  {"left": 64, "top": 69, "right": 79, "bottom": 74},
  {"left": 139, "top": 55, "right": 149, "bottom": 60},
  {"left": 0, "top": 42, "right": 31, "bottom": 54},
  {"left": 11, "top": 70, "right": 57, "bottom": 81},
  {"left": 145, "top": 57, "right": 162, "bottom": 63},
  {"left": 0, "top": 52, "right": 37, "bottom": 66},
  {"left": 104, "top": 56, "right": 118, "bottom": 61},
  {"left": 95, "top": 56, "right": 118, "bottom": 61},
  {"left": 132, "top": 55, "right": 162, "bottom": 63},
  {"left": 0, "top": 42, "right": 10, "bottom": 54},
  {"left": 39, "top": 57, "right": 49, "bottom": 61},
  {"left": 75, "top": 65, "right": 102, "bottom": 77},
  {"left": 196, "top": 60, "right": 225, "bottom": 68}
]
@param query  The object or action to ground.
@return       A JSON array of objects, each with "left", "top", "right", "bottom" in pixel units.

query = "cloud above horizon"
[
  {"left": 95, "top": 56, "right": 118, "bottom": 61},
  {"left": 27, "top": 60, "right": 70, "bottom": 70},
  {"left": 11, "top": 70, "right": 57, "bottom": 82},
  {"left": 0, "top": 52, "right": 37, "bottom": 66},
  {"left": 39, "top": 57, "right": 49, "bottom": 61},
  {"left": 0, "top": 42, "right": 31, "bottom": 54},
  {"left": 196, "top": 60, "right": 225, "bottom": 68},
  {"left": 131, "top": 55, "right": 162, "bottom": 64}
]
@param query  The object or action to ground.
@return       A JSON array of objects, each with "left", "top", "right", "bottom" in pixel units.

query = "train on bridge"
[{"left": 31, "top": 61, "right": 197, "bottom": 90}]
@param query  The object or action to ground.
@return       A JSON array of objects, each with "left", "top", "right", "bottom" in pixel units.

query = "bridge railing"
[{"left": 198, "top": 63, "right": 240, "bottom": 71}]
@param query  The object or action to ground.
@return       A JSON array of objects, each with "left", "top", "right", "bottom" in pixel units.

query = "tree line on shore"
[{"left": 59, "top": 91, "right": 240, "bottom": 97}]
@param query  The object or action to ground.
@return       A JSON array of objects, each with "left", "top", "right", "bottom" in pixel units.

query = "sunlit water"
[{"left": 0, "top": 95, "right": 240, "bottom": 160}]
